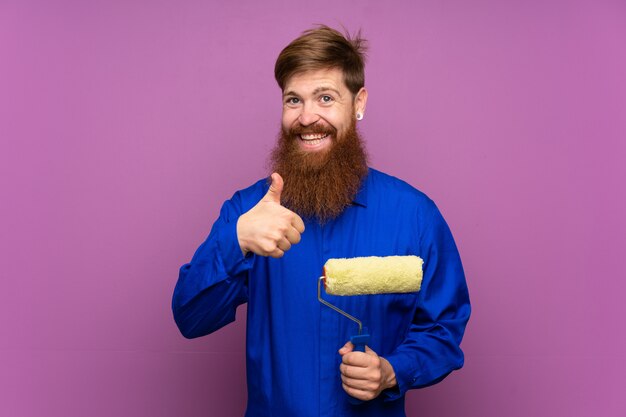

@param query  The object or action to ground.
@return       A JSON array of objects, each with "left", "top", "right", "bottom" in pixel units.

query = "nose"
[{"left": 298, "top": 103, "right": 320, "bottom": 126}]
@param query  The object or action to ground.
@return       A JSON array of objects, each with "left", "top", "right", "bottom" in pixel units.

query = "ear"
[{"left": 354, "top": 87, "right": 368, "bottom": 116}]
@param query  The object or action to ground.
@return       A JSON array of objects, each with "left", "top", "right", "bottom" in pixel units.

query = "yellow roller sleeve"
[{"left": 323, "top": 255, "right": 423, "bottom": 296}]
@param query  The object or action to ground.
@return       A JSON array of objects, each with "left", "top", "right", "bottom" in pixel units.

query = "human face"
[{"left": 281, "top": 68, "right": 367, "bottom": 153}]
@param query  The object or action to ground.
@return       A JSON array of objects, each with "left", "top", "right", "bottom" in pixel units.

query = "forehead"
[{"left": 283, "top": 68, "right": 348, "bottom": 95}]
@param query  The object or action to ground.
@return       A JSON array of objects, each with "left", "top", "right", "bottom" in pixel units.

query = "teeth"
[
  {"left": 300, "top": 133, "right": 328, "bottom": 141},
  {"left": 303, "top": 138, "right": 324, "bottom": 145}
]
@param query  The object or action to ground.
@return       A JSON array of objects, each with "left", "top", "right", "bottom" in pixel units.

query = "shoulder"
[
  {"left": 219, "top": 176, "right": 269, "bottom": 220},
  {"left": 365, "top": 168, "right": 435, "bottom": 211},
  {"left": 366, "top": 169, "right": 455, "bottom": 246},
  {"left": 233, "top": 177, "right": 269, "bottom": 202}
]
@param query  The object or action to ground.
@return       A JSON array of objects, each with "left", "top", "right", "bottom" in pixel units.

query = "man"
[{"left": 173, "top": 26, "right": 470, "bottom": 417}]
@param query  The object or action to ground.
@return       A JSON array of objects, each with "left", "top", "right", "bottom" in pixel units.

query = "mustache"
[{"left": 286, "top": 122, "right": 337, "bottom": 137}]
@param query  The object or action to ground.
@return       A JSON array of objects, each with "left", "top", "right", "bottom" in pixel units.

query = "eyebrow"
[{"left": 283, "top": 86, "right": 342, "bottom": 98}]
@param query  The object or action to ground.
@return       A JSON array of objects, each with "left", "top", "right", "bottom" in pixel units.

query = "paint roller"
[{"left": 317, "top": 255, "right": 423, "bottom": 403}]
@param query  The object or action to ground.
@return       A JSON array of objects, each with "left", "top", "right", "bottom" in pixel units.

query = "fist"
[
  {"left": 236, "top": 173, "right": 305, "bottom": 258},
  {"left": 338, "top": 342, "right": 397, "bottom": 401}
]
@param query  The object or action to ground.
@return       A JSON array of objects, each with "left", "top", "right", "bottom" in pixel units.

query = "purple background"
[{"left": 1, "top": 0, "right": 625, "bottom": 416}]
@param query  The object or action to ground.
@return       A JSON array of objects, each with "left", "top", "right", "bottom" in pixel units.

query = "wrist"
[{"left": 380, "top": 357, "right": 397, "bottom": 390}]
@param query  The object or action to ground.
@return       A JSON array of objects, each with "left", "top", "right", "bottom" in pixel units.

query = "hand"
[
  {"left": 338, "top": 342, "right": 397, "bottom": 401},
  {"left": 236, "top": 173, "right": 305, "bottom": 258}
]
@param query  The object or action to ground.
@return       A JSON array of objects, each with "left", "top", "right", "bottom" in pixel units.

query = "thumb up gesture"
[{"left": 237, "top": 173, "right": 305, "bottom": 258}]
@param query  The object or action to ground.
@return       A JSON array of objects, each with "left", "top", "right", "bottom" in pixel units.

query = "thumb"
[
  {"left": 263, "top": 172, "right": 283, "bottom": 203},
  {"left": 338, "top": 341, "right": 354, "bottom": 355},
  {"left": 364, "top": 346, "right": 378, "bottom": 356}
]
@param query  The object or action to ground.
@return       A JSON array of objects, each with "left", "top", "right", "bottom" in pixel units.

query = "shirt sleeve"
[
  {"left": 383, "top": 201, "right": 471, "bottom": 399},
  {"left": 171, "top": 191, "right": 255, "bottom": 339}
]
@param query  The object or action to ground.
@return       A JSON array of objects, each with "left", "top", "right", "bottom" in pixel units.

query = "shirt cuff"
[{"left": 382, "top": 352, "right": 419, "bottom": 401}]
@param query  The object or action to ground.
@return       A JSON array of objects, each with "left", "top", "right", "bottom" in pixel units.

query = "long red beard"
[{"left": 269, "top": 120, "right": 368, "bottom": 223}]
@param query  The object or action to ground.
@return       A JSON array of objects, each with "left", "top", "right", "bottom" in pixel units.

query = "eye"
[
  {"left": 320, "top": 95, "right": 333, "bottom": 103},
  {"left": 285, "top": 97, "right": 300, "bottom": 105}
]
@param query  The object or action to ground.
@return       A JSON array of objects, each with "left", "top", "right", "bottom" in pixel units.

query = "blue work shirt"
[{"left": 173, "top": 168, "right": 470, "bottom": 417}]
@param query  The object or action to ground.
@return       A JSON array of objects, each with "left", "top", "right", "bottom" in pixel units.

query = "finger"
[
  {"left": 268, "top": 248, "right": 285, "bottom": 258},
  {"left": 276, "top": 237, "right": 292, "bottom": 252},
  {"left": 342, "top": 351, "right": 371, "bottom": 367},
  {"left": 340, "top": 363, "right": 370, "bottom": 380},
  {"left": 342, "top": 383, "right": 374, "bottom": 401},
  {"left": 284, "top": 226, "right": 301, "bottom": 245},
  {"left": 291, "top": 213, "right": 305, "bottom": 233},
  {"left": 341, "top": 374, "right": 374, "bottom": 390},
  {"left": 338, "top": 341, "right": 354, "bottom": 355},
  {"left": 262, "top": 173, "right": 283, "bottom": 204}
]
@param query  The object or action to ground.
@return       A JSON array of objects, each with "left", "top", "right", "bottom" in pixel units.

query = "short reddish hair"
[{"left": 274, "top": 25, "right": 367, "bottom": 96}]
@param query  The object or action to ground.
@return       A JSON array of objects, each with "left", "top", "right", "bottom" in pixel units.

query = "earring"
[{"left": 356, "top": 112, "right": 363, "bottom": 121}]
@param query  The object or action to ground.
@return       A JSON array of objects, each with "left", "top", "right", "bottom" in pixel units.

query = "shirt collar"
[{"left": 351, "top": 168, "right": 370, "bottom": 207}]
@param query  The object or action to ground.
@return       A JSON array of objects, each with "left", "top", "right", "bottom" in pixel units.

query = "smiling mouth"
[{"left": 299, "top": 133, "right": 329, "bottom": 145}]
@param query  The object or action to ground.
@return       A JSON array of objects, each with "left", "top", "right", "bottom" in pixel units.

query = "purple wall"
[{"left": 1, "top": 1, "right": 624, "bottom": 416}]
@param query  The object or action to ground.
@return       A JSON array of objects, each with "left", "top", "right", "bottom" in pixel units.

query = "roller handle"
[
  {"left": 350, "top": 331, "right": 369, "bottom": 353},
  {"left": 347, "top": 329, "right": 370, "bottom": 405}
]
